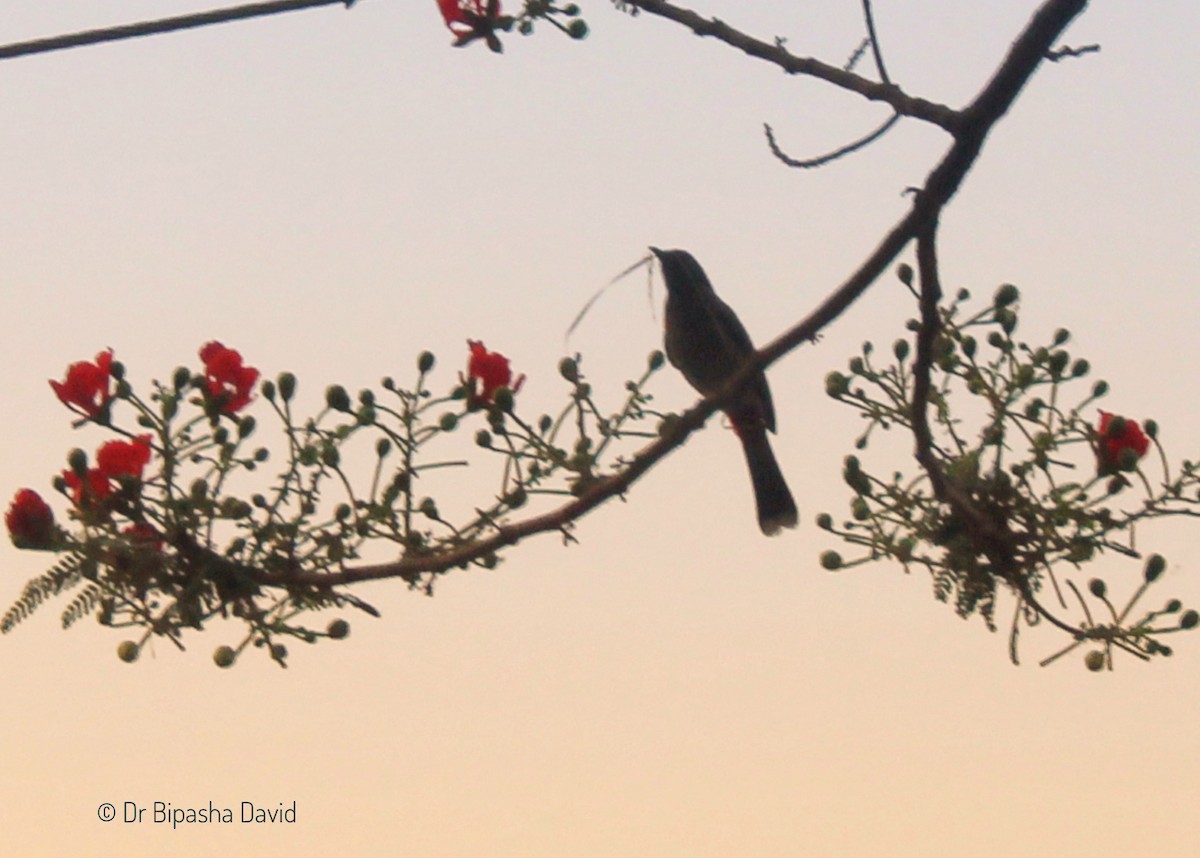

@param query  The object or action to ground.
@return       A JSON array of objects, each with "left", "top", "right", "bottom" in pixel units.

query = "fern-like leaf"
[
  {"left": 1, "top": 552, "right": 86, "bottom": 633},
  {"left": 62, "top": 583, "right": 103, "bottom": 630}
]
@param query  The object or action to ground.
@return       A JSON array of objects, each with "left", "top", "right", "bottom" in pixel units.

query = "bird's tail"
[{"left": 738, "top": 423, "right": 798, "bottom": 536}]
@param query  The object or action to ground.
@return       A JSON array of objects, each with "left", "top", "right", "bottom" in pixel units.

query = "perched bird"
[{"left": 651, "top": 247, "right": 798, "bottom": 536}]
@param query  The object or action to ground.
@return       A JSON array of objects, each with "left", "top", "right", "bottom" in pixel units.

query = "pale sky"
[{"left": 2, "top": 2, "right": 1198, "bottom": 856}]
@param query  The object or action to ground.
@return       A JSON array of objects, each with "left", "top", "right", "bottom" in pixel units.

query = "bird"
[{"left": 651, "top": 247, "right": 798, "bottom": 536}]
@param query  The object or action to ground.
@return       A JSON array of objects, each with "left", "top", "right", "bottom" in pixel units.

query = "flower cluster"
[
  {"left": 5, "top": 337, "right": 664, "bottom": 667},
  {"left": 433, "top": 0, "right": 587, "bottom": 52},
  {"left": 819, "top": 278, "right": 1198, "bottom": 669}
]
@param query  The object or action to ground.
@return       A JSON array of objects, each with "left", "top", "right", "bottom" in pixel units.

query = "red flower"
[
  {"left": 96, "top": 435, "right": 153, "bottom": 479},
  {"left": 122, "top": 522, "right": 164, "bottom": 551},
  {"left": 62, "top": 468, "right": 113, "bottom": 509},
  {"left": 50, "top": 348, "right": 114, "bottom": 418},
  {"left": 467, "top": 340, "right": 524, "bottom": 404},
  {"left": 200, "top": 341, "right": 259, "bottom": 414},
  {"left": 6, "top": 489, "right": 57, "bottom": 549},
  {"left": 436, "top": 0, "right": 505, "bottom": 52},
  {"left": 1096, "top": 410, "right": 1150, "bottom": 474}
]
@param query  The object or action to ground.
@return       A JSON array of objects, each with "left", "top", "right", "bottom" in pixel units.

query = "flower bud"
[
  {"left": 173, "top": 366, "right": 192, "bottom": 391},
  {"left": 1165, "top": 599, "right": 1182, "bottom": 613},
  {"left": 648, "top": 350, "right": 665, "bottom": 371},
  {"left": 993, "top": 283, "right": 1019, "bottom": 308},
  {"left": 277, "top": 372, "right": 297, "bottom": 402},
  {"left": 1092, "top": 380, "right": 1109, "bottom": 398},
  {"left": 825, "top": 371, "right": 850, "bottom": 399},
  {"left": 819, "top": 550, "right": 843, "bottom": 571},
  {"left": 1088, "top": 578, "right": 1106, "bottom": 599},
  {"left": 270, "top": 643, "right": 288, "bottom": 662},
  {"left": 439, "top": 413, "right": 459, "bottom": 432},
  {"left": 896, "top": 263, "right": 913, "bottom": 285},
  {"left": 320, "top": 445, "right": 340, "bottom": 468},
  {"left": 476, "top": 429, "right": 492, "bottom": 448},
  {"left": 418, "top": 351, "right": 435, "bottom": 373},
  {"left": 893, "top": 339, "right": 910, "bottom": 362},
  {"left": 504, "top": 487, "right": 527, "bottom": 508},
  {"left": 213, "top": 645, "right": 236, "bottom": 668},
  {"left": 1180, "top": 610, "right": 1198, "bottom": 630},
  {"left": 567, "top": 19, "right": 588, "bottom": 39},
  {"left": 117, "top": 640, "right": 139, "bottom": 663},
  {"left": 1084, "top": 650, "right": 1105, "bottom": 672},
  {"left": 815, "top": 513, "right": 833, "bottom": 530},
  {"left": 1144, "top": 554, "right": 1166, "bottom": 582},
  {"left": 1053, "top": 328, "right": 1070, "bottom": 345},
  {"left": 1071, "top": 359, "right": 1090, "bottom": 377},
  {"left": 492, "top": 387, "right": 514, "bottom": 413},
  {"left": 327, "top": 619, "right": 350, "bottom": 640},
  {"left": 325, "top": 384, "right": 351, "bottom": 412},
  {"left": 961, "top": 336, "right": 976, "bottom": 358},
  {"left": 1142, "top": 419, "right": 1158, "bottom": 440},
  {"left": 63, "top": 452, "right": 95, "bottom": 486},
  {"left": 419, "top": 497, "right": 439, "bottom": 519},
  {"left": 376, "top": 437, "right": 392, "bottom": 458},
  {"left": 559, "top": 357, "right": 579, "bottom": 382},
  {"left": 238, "top": 415, "right": 256, "bottom": 438}
]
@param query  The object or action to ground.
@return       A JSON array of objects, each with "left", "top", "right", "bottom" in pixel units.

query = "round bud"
[
  {"left": 117, "top": 640, "right": 140, "bottom": 663},
  {"left": 1144, "top": 553, "right": 1166, "bottom": 583},
  {"left": 325, "top": 384, "right": 351, "bottom": 412},
  {"left": 567, "top": 19, "right": 588, "bottom": 39},
  {"left": 648, "top": 350, "right": 665, "bottom": 371},
  {"left": 238, "top": 415, "right": 256, "bottom": 439},
  {"left": 475, "top": 429, "right": 492, "bottom": 448},
  {"left": 993, "top": 283, "right": 1020, "bottom": 308},
  {"left": 213, "top": 645, "right": 237, "bottom": 668},
  {"left": 1088, "top": 578, "right": 1106, "bottom": 599},
  {"left": 327, "top": 619, "right": 350, "bottom": 640},
  {"left": 492, "top": 387, "right": 514, "bottom": 413},
  {"left": 67, "top": 448, "right": 88, "bottom": 476},
  {"left": 1092, "top": 380, "right": 1109, "bottom": 398},
  {"left": 277, "top": 372, "right": 297, "bottom": 402},
  {"left": 1180, "top": 610, "right": 1198, "bottom": 630},
  {"left": 815, "top": 513, "right": 833, "bottom": 530},
  {"left": 1143, "top": 419, "right": 1158, "bottom": 440},
  {"left": 1084, "top": 650, "right": 1105, "bottom": 672},
  {"left": 819, "top": 551, "right": 843, "bottom": 571},
  {"left": 439, "top": 413, "right": 459, "bottom": 432},
  {"left": 825, "top": 371, "right": 850, "bottom": 399},
  {"left": 559, "top": 357, "right": 579, "bottom": 382},
  {"left": 376, "top": 438, "right": 392, "bottom": 458},
  {"left": 896, "top": 263, "right": 913, "bottom": 285},
  {"left": 173, "top": 366, "right": 192, "bottom": 391},
  {"left": 893, "top": 339, "right": 910, "bottom": 362},
  {"left": 848, "top": 357, "right": 865, "bottom": 376},
  {"left": 1071, "top": 359, "right": 1090, "bottom": 377},
  {"left": 270, "top": 644, "right": 288, "bottom": 662},
  {"left": 418, "top": 351, "right": 435, "bottom": 373},
  {"left": 419, "top": 497, "right": 439, "bottom": 519},
  {"left": 961, "top": 336, "right": 977, "bottom": 358},
  {"left": 1053, "top": 328, "right": 1070, "bottom": 345},
  {"left": 1165, "top": 599, "right": 1182, "bottom": 613}
]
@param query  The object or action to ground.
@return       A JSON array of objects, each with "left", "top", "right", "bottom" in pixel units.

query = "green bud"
[
  {"left": 815, "top": 513, "right": 833, "bottom": 530},
  {"left": 476, "top": 429, "right": 492, "bottom": 448},
  {"left": 504, "top": 487, "right": 527, "bottom": 509},
  {"left": 1084, "top": 650, "right": 1106, "bottom": 672},
  {"left": 567, "top": 19, "right": 588, "bottom": 39},
  {"left": 67, "top": 448, "right": 88, "bottom": 476},
  {"left": 419, "top": 497, "right": 438, "bottom": 519},
  {"left": 335, "top": 503, "right": 352, "bottom": 521},
  {"left": 1088, "top": 578, "right": 1106, "bottom": 599},
  {"left": 961, "top": 336, "right": 977, "bottom": 359},
  {"left": 327, "top": 619, "right": 350, "bottom": 640},
  {"left": 1143, "top": 419, "right": 1158, "bottom": 440},
  {"left": 173, "top": 366, "right": 191, "bottom": 391},
  {"left": 1071, "top": 359, "right": 1090, "bottom": 377},
  {"left": 1181, "top": 610, "right": 1199, "bottom": 630},
  {"left": 648, "top": 350, "right": 665, "bottom": 371},
  {"left": 418, "top": 351, "right": 435, "bottom": 373},
  {"left": 1053, "top": 328, "right": 1070, "bottom": 346},
  {"left": 893, "top": 339, "right": 910, "bottom": 362},
  {"left": 254, "top": 447, "right": 269, "bottom": 462},
  {"left": 261, "top": 380, "right": 276, "bottom": 402},
  {"left": 848, "top": 357, "right": 865, "bottom": 375},
  {"left": 376, "top": 438, "right": 392, "bottom": 458},
  {"left": 559, "top": 357, "right": 579, "bottom": 382},
  {"left": 819, "top": 550, "right": 843, "bottom": 571},
  {"left": 825, "top": 371, "right": 850, "bottom": 398},
  {"left": 492, "top": 386, "right": 514, "bottom": 413},
  {"left": 987, "top": 331, "right": 1006, "bottom": 349},
  {"left": 117, "top": 640, "right": 139, "bottom": 663},
  {"left": 321, "top": 445, "right": 340, "bottom": 468},
  {"left": 896, "top": 263, "right": 913, "bottom": 286},
  {"left": 993, "top": 283, "right": 1020, "bottom": 308},
  {"left": 325, "top": 384, "right": 351, "bottom": 412},
  {"left": 190, "top": 478, "right": 208, "bottom": 501},
  {"left": 1144, "top": 554, "right": 1166, "bottom": 582},
  {"left": 1092, "top": 380, "right": 1109, "bottom": 398},
  {"left": 538, "top": 414, "right": 553, "bottom": 434},
  {"left": 851, "top": 498, "right": 870, "bottom": 521},
  {"left": 1165, "top": 599, "right": 1182, "bottom": 613},
  {"left": 277, "top": 372, "right": 297, "bottom": 402},
  {"left": 213, "top": 645, "right": 237, "bottom": 668},
  {"left": 563, "top": 3, "right": 580, "bottom": 14},
  {"left": 270, "top": 643, "right": 288, "bottom": 662},
  {"left": 238, "top": 415, "right": 256, "bottom": 438},
  {"left": 996, "top": 307, "right": 1018, "bottom": 335},
  {"left": 956, "top": 288, "right": 971, "bottom": 302},
  {"left": 439, "top": 413, "right": 459, "bottom": 432}
]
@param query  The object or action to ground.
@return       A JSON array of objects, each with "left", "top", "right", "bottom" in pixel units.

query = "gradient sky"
[{"left": 2, "top": 2, "right": 1198, "bottom": 856}]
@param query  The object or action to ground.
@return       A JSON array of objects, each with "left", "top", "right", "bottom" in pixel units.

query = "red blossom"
[
  {"left": 6, "top": 489, "right": 57, "bottom": 549},
  {"left": 467, "top": 340, "right": 524, "bottom": 404},
  {"left": 200, "top": 341, "right": 259, "bottom": 414},
  {"left": 122, "top": 522, "right": 164, "bottom": 551},
  {"left": 62, "top": 468, "right": 113, "bottom": 509},
  {"left": 436, "top": 0, "right": 505, "bottom": 52},
  {"left": 1096, "top": 410, "right": 1150, "bottom": 474},
  {"left": 96, "top": 435, "right": 153, "bottom": 480},
  {"left": 49, "top": 348, "right": 114, "bottom": 418}
]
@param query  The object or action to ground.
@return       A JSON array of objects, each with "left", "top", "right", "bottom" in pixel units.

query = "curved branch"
[
  {"left": 764, "top": 112, "right": 901, "bottom": 169},
  {"left": 627, "top": 0, "right": 959, "bottom": 131},
  {"left": 252, "top": 0, "right": 1091, "bottom": 589}
]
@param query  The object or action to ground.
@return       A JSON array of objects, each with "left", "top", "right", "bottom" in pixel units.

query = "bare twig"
[{"left": 764, "top": 113, "right": 900, "bottom": 169}]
